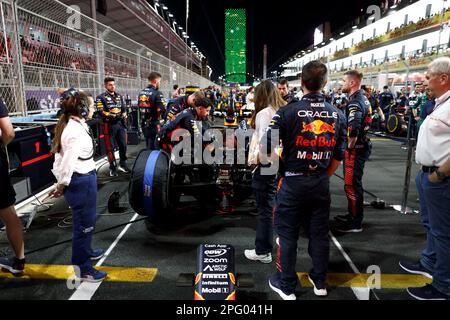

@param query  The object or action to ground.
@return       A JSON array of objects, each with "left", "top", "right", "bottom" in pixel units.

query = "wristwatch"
[{"left": 435, "top": 169, "right": 447, "bottom": 181}]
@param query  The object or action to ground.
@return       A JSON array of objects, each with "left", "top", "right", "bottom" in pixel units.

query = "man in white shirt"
[{"left": 400, "top": 57, "right": 450, "bottom": 300}]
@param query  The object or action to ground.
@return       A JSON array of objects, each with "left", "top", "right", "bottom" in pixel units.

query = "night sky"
[{"left": 159, "top": 0, "right": 385, "bottom": 81}]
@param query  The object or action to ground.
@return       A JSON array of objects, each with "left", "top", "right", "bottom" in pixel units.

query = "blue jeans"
[
  {"left": 274, "top": 174, "right": 331, "bottom": 294},
  {"left": 252, "top": 168, "right": 277, "bottom": 255},
  {"left": 416, "top": 171, "right": 450, "bottom": 295},
  {"left": 64, "top": 172, "right": 98, "bottom": 274}
]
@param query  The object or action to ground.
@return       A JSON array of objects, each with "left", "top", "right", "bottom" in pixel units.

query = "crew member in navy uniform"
[
  {"left": 278, "top": 79, "right": 298, "bottom": 104},
  {"left": 0, "top": 99, "right": 26, "bottom": 275},
  {"left": 158, "top": 97, "right": 212, "bottom": 153},
  {"left": 379, "top": 85, "right": 395, "bottom": 128},
  {"left": 138, "top": 72, "right": 165, "bottom": 150},
  {"left": 262, "top": 61, "right": 347, "bottom": 300},
  {"left": 362, "top": 85, "right": 385, "bottom": 132},
  {"left": 165, "top": 87, "right": 204, "bottom": 122},
  {"left": 204, "top": 87, "right": 216, "bottom": 121},
  {"left": 335, "top": 70, "right": 373, "bottom": 233},
  {"left": 96, "top": 77, "right": 129, "bottom": 177}
]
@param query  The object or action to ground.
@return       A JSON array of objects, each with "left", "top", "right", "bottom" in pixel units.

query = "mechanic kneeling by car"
[{"left": 157, "top": 97, "right": 213, "bottom": 155}]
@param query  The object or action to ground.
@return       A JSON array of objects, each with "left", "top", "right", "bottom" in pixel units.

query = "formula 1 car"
[
  {"left": 128, "top": 124, "right": 254, "bottom": 232},
  {"left": 222, "top": 105, "right": 253, "bottom": 127},
  {"left": 213, "top": 99, "right": 229, "bottom": 118}
]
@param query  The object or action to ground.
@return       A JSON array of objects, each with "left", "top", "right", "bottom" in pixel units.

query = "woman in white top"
[
  {"left": 50, "top": 88, "right": 107, "bottom": 282},
  {"left": 245, "top": 80, "right": 287, "bottom": 264}
]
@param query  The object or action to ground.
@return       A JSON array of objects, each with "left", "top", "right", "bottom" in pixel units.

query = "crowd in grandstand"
[
  {"left": 332, "top": 7, "right": 450, "bottom": 62},
  {"left": 1, "top": 33, "right": 138, "bottom": 78},
  {"left": 333, "top": 46, "right": 450, "bottom": 74},
  {"left": 19, "top": 36, "right": 96, "bottom": 72}
]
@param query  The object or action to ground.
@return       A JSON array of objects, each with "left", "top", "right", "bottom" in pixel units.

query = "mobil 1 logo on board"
[{"left": 195, "top": 244, "right": 236, "bottom": 300}]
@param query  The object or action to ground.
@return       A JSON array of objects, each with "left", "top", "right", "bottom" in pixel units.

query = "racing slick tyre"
[
  {"left": 386, "top": 114, "right": 407, "bottom": 136},
  {"left": 129, "top": 149, "right": 171, "bottom": 223}
]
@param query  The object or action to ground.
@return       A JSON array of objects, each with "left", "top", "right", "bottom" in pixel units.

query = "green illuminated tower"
[{"left": 225, "top": 9, "right": 247, "bottom": 84}]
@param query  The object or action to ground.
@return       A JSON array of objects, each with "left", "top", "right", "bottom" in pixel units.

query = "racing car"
[
  {"left": 129, "top": 123, "right": 254, "bottom": 232},
  {"left": 213, "top": 98, "right": 230, "bottom": 118}
]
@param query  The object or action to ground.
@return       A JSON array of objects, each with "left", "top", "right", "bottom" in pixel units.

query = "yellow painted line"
[
  {"left": 370, "top": 138, "right": 391, "bottom": 141},
  {"left": 298, "top": 272, "right": 431, "bottom": 289},
  {"left": 0, "top": 264, "right": 157, "bottom": 283}
]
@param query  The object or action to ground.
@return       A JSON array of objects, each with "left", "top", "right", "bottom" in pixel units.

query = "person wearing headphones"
[{"left": 50, "top": 88, "right": 107, "bottom": 283}]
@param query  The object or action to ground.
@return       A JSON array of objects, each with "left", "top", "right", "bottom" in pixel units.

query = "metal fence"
[{"left": 0, "top": 0, "right": 214, "bottom": 116}]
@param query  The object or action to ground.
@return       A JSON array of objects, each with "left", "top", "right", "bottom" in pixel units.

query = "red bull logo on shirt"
[
  {"left": 296, "top": 136, "right": 336, "bottom": 148},
  {"left": 301, "top": 120, "right": 336, "bottom": 135}
]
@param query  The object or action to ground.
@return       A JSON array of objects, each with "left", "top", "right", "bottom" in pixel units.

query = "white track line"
[
  {"left": 329, "top": 232, "right": 372, "bottom": 300},
  {"left": 69, "top": 213, "right": 140, "bottom": 300}
]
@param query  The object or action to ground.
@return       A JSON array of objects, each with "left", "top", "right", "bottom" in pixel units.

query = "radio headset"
[
  {"left": 62, "top": 88, "right": 96, "bottom": 161},
  {"left": 62, "top": 87, "right": 89, "bottom": 119}
]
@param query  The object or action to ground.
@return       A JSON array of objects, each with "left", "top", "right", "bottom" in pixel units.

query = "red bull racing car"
[{"left": 128, "top": 123, "right": 254, "bottom": 231}]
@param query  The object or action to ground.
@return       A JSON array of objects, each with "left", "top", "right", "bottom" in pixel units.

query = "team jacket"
[
  {"left": 379, "top": 91, "right": 394, "bottom": 111},
  {"left": 413, "top": 94, "right": 428, "bottom": 113},
  {"left": 95, "top": 91, "right": 126, "bottom": 124},
  {"left": 160, "top": 108, "right": 201, "bottom": 143},
  {"left": 138, "top": 85, "right": 165, "bottom": 123},
  {"left": 165, "top": 95, "right": 189, "bottom": 121},
  {"left": 284, "top": 93, "right": 299, "bottom": 105},
  {"left": 346, "top": 90, "right": 373, "bottom": 146},
  {"left": 367, "top": 94, "right": 379, "bottom": 110},
  {"left": 262, "top": 93, "right": 347, "bottom": 174}
]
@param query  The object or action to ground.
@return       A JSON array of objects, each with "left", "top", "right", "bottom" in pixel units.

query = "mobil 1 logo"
[{"left": 195, "top": 244, "right": 236, "bottom": 300}]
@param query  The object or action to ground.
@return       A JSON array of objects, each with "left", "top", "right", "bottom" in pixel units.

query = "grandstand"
[
  {"left": 0, "top": 0, "right": 214, "bottom": 116},
  {"left": 281, "top": 0, "right": 450, "bottom": 90}
]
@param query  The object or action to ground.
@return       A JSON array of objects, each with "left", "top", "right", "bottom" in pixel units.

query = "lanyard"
[{"left": 71, "top": 117, "right": 95, "bottom": 161}]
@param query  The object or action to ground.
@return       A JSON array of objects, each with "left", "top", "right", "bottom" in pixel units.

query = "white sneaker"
[
  {"left": 244, "top": 249, "right": 272, "bottom": 264},
  {"left": 268, "top": 278, "right": 296, "bottom": 300},
  {"left": 308, "top": 275, "right": 328, "bottom": 297}
]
